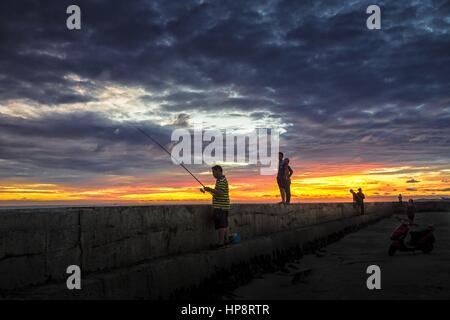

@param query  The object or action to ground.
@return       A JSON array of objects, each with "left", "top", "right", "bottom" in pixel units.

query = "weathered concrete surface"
[
  {"left": 0, "top": 209, "right": 81, "bottom": 290},
  {"left": 0, "top": 201, "right": 447, "bottom": 299},
  {"left": 231, "top": 211, "right": 450, "bottom": 300}
]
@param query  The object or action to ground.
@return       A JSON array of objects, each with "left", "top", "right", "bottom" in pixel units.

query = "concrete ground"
[{"left": 231, "top": 211, "right": 450, "bottom": 300}]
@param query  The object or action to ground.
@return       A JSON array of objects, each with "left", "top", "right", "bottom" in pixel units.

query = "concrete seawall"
[{"left": 0, "top": 201, "right": 448, "bottom": 299}]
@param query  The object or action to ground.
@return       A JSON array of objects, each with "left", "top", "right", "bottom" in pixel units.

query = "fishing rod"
[{"left": 129, "top": 124, "right": 207, "bottom": 191}]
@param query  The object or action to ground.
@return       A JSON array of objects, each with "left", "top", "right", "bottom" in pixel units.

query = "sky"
[{"left": 0, "top": 0, "right": 449, "bottom": 205}]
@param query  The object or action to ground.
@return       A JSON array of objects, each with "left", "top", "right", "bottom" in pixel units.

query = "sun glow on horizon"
[{"left": 1, "top": 163, "right": 448, "bottom": 206}]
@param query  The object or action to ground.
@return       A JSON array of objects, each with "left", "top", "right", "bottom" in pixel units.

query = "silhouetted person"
[
  {"left": 202, "top": 165, "right": 230, "bottom": 247},
  {"left": 398, "top": 194, "right": 403, "bottom": 205},
  {"left": 283, "top": 158, "right": 294, "bottom": 204},
  {"left": 356, "top": 188, "right": 365, "bottom": 215},
  {"left": 350, "top": 189, "right": 358, "bottom": 211},
  {"left": 277, "top": 152, "right": 286, "bottom": 204},
  {"left": 406, "top": 199, "right": 415, "bottom": 222}
]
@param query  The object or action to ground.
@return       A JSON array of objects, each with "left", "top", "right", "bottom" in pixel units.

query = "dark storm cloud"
[
  {"left": 0, "top": 0, "right": 449, "bottom": 181},
  {"left": 143, "top": 90, "right": 278, "bottom": 112},
  {"left": 0, "top": 112, "right": 177, "bottom": 182},
  {"left": 171, "top": 113, "right": 191, "bottom": 127}
]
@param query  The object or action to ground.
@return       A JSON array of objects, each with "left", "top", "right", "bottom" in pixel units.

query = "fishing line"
[{"left": 124, "top": 124, "right": 206, "bottom": 190}]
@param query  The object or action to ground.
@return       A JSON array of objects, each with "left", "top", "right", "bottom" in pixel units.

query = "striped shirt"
[{"left": 212, "top": 175, "right": 230, "bottom": 210}]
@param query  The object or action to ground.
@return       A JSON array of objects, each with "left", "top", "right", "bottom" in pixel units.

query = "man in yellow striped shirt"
[{"left": 202, "top": 165, "right": 230, "bottom": 247}]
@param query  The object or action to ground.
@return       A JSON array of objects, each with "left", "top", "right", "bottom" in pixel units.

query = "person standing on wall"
[
  {"left": 356, "top": 188, "right": 365, "bottom": 215},
  {"left": 405, "top": 198, "right": 416, "bottom": 222},
  {"left": 202, "top": 165, "right": 231, "bottom": 248},
  {"left": 283, "top": 158, "right": 294, "bottom": 204},
  {"left": 277, "top": 152, "right": 286, "bottom": 204},
  {"left": 350, "top": 189, "right": 359, "bottom": 212}
]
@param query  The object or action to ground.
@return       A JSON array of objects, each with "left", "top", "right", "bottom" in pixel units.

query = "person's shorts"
[
  {"left": 213, "top": 208, "right": 229, "bottom": 230},
  {"left": 277, "top": 176, "right": 286, "bottom": 188}
]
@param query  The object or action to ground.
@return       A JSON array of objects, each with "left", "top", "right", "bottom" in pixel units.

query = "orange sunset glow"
[{"left": 1, "top": 161, "right": 448, "bottom": 206}]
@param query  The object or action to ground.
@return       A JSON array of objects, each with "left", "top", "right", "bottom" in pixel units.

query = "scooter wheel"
[{"left": 388, "top": 245, "right": 397, "bottom": 256}]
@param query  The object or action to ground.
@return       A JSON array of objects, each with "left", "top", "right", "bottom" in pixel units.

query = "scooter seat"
[{"left": 409, "top": 229, "right": 429, "bottom": 243}]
